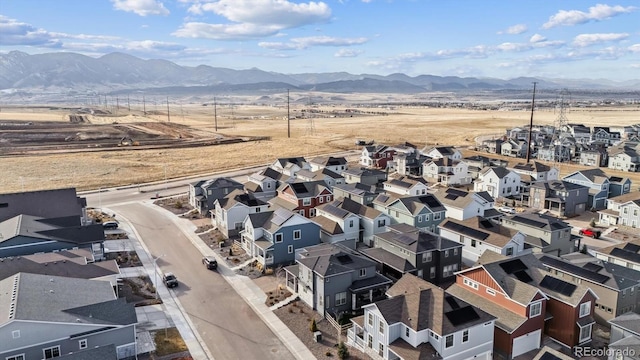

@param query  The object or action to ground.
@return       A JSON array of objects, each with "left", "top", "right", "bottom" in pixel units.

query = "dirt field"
[{"left": 1, "top": 102, "right": 639, "bottom": 194}]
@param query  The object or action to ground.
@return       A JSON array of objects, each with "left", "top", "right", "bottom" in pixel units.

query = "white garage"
[{"left": 512, "top": 329, "right": 541, "bottom": 358}]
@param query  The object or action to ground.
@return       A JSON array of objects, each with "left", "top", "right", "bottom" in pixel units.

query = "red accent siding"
[
  {"left": 458, "top": 270, "right": 528, "bottom": 316},
  {"left": 545, "top": 292, "right": 596, "bottom": 347}
]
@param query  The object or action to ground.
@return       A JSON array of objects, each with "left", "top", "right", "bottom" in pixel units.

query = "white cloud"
[
  {"left": 629, "top": 44, "right": 640, "bottom": 53},
  {"left": 111, "top": 0, "right": 169, "bottom": 16},
  {"left": 543, "top": 4, "right": 635, "bottom": 29},
  {"left": 0, "top": 16, "right": 60, "bottom": 47},
  {"left": 177, "top": 0, "right": 331, "bottom": 40},
  {"left": 259, "top": 35, "right": 367, "bottom": 50},
  {"left": 573, "top": 33, "right": 629, "bottom": 47},
  {"left": 529, "top": 34, "right": 546, "bottom": 43},
  {"left": 334, "top": 49, "right": 363, "bottom": 57},
  {"left": 498, "top": 24, "right": 528, "bottom": 35}
]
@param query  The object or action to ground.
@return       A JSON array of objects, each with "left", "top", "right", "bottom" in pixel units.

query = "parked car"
[
  {"left": 202, "top": 256, "right": 218, "bottom": 270},
  {"left": 579, "top": 228, "right": 601, "bottom": 239},
  {"left": 163, "top": 272, "right": 178, "bottom": 288},
  {"left": 498, "top": 206, "right": 516, "bottom": 214},
  {"left": 102, "top": 221, "right": 119, "bottom": 229}
]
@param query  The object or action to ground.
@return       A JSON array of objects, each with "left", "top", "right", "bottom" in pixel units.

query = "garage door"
[{"left": 512, "top": 329, "right": 541, "bottom": 358}]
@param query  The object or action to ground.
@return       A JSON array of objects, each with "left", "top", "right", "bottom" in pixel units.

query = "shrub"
[
  {"left": 325, "top": 351, "right": 333, "bottom": 357},
  {"left": 580, "top": 244, "right": 588, "bottom": 254},
  {"left": 309, "top": 318, "right": 317, "bottom": 332},
  {"left": 589, "top": 218, "right": 596, "bottom": 228},
  {"left": 337, "top": 341, "right": 349, "bottom": 359},
  {"left": 174, "top": 200, "right": 183, "bottom": 209}
]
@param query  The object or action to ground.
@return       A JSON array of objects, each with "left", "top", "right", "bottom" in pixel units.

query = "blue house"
[
  {"left": 563, "top": 168, "right": 631, "bottom": 210},
  {"left": 372, "top": 194, "right": 446, "bottom": 233},
  {"left": 240, "top": 207, "right": 321, "bottom": 267}
]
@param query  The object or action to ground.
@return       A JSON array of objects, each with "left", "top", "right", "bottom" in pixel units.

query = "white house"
[
  {"left": 423, "top": 146, "right": 463, "bottom": 160},
  {"left": 423, "top": 157, "right": 471, "bottom": 186},
  {"left": 474, "top": 166, "right": 521, "bottom": 199},
  {"left": 314, "top": 201, "right": 361, "bottom": 248},
  {"left": 245, "top": 172, "right": 278, "bottom": 201},
  {"left": 337, "top": 197, "right": 392, "bottom": 246},
  {"left": 383, "top": 175, "right": 429, "bottom": 196},
  {"left": 213, "top": 189, "right": 270, "bottom": 238},
  {"left": 309, "top": 156, "right": 349, "bottom": 173},
  {"left": 433, "top": 188, "right": 497, "bottom": 221}
]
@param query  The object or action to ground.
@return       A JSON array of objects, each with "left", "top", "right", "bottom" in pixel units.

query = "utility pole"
[
  {"left": 526, "top": 82, "right": 537, "bottom": 163},
  {"left": 166, "top": 97, "right": 170, "bottom": 122},
  {"left": 214, "top": 97, "right": 218, "bottom": 131},
  {"left": 287, "top": 89, "right": 291, "bottom": 138}
]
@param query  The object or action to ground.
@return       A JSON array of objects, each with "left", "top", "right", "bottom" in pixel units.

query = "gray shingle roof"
[
  {"left": 58, "top": 344, "right": 118, "bottom": 360},
  {"left": 0, "top": 215, "right": 104, "bottom": 246},
  {"left": 609, "top": 312, "right": 640, "bottom": 335},
  {"left": 298, "top": 250, "right": 376, "bottom": 277},
  {"left": 0, "top": 250, "right": 119, "bottom": 280}
]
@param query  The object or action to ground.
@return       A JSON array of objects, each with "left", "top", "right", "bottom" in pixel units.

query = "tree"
[
  {"left": 309, "top": 318, "right": 318, "bottom": 332},
  {"left": 581, "top": 244, "right": 588, "bottom": 254},
  {"left": 589, "top": 218, "right": 596, "bottom": 228},
  {"left": 337, "top": 341, "right": 349, "bottom": 359}
]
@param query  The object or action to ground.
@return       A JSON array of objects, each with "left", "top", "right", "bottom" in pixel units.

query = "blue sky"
[{"left": 1, "top": 1, "right": 638, "bottom": 80}]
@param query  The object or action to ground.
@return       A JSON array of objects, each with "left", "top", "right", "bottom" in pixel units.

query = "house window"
[
  {"left": 443, "top": 264, "right": 457, "bottom": 277},
  {"left": 349, "top": 220, "right": 354, "bottom": 227},
  {"left": 463, "top": 278, "right": 479, "bottom": 290},
  {"left": 434, "top": 213, "right": 442, "bottom": 220},
  {"left": 275, "top": 233, "right": 283, "bottom": 243},
  {"left": 378, "top": 343, "right": 384, "bottom": 356},
  {"left": 453, "top": 248, "right": 458, "bottom": 256},
  {"left": 429, "top": 330, "right": 440, "bottom": 340},
  {"left": 486, "top": 288, "right": 496, "bottom": 296},
  {"left": 6, "top": 355, "right": 25, "bottom": 360},
  {"left": 293, "top": 230, "right": 301, "bottom": 240},
  {"left": 377, "top": 219, "right": 386, "bottom": 227},
  {"left": 471, "top": 239, "right": 477, "bottom": 247},
  {"left": 303, "top": 198, "right": 312, "bottom": 206},
  {"left": 579, "top": 323, "right": 593, "bottom": 343},
  {"left": 529, "top": 301, "right": 542, "bottom": 318},
  {"left": 422, "top": 252, "right": 432, "bottom": 263},
  {"left": 299, "top": 210, "right": 306, "bottom": 216},
  {"left": 580, "top": 301, "right": 591, "bottom": 318},
  {"left": 506, "top": 247, "right": 514, "bottom": 256},
  {"left": 79, "top": 339, "right": 88, "bottom": 349},
  {"left": 368, "top": 313, "right": 373, "bottom": 327},
  {"left": 445, "top": 334, "right": 454, "bottom": 348},
  {"left": 319, "top": 196, "right": 324, "bottom": 203},
  {"left": 405, "top": 327, "right": 410, "bottom": 337},
  {"left": 430, "top": 267, "right": 436, "bottom": 279},
  {"left": 287, "top": 245, "right": 293, "bottom": 254},
  {"left": 11, "top": 330, "right": 20, "bottom": 339},
  {"left": 359, "top": 268, "right": 366, "bottom": 277},
  {"left": 368, "top": 334, "right": 373, "bottom": 348},
  {"left": 326, "top": 296, "right": 330, "bottom": 307},
  {"left": 0, "top": 203, "right": 8, "bottom": 208},
  {"left": 43, "top": 346, "right": 60, "bottom": 359},
  {"left": 444, "top": 250, "right": 449, "bottom": 258},
  {"left": 379, "top": 320, "right": 385, "bottom": 334},
  {"left": 462, "top": 330, "right": 469, "bottom": 343},
  {"left": 335, "top": 292, "right": 347, "bottom": 306}
]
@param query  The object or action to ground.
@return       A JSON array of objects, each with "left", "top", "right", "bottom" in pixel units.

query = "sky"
[{"left": 1, "top": 0, "right": 638, "bottom": 81}]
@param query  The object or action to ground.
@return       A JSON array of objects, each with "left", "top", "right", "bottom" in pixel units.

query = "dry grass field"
[{"left": 1, "top": 101, "right": 639, "bottom": 194}]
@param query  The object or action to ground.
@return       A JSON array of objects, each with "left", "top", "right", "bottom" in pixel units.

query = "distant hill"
[{"left": 0, "top": 51, "right": 638, "bottom": 95}]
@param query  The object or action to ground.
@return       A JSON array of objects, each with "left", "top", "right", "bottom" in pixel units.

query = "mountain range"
[{"left": 1, "top": 51, "right": 638, "bottom": 96}]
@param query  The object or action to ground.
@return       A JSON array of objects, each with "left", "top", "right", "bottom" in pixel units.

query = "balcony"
[{"left": 347, "top": 327, "right": 365, "bottom": 351}]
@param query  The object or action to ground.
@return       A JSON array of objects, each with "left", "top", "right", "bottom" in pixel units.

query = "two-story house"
[
  {"left": 474, "top": 167, "right": 521, "bottom": 200},
  {"left": 511, "top": 161, "right": 559, "bottom": 203},
  {"left": 337, "top": 197, "right": 391, "bottom": 246},
  {"left": 240, "top": 207, "right": 321, "bottom": 267},
  {"left": 0, "top": 273, "right": 137, "bottom": 360},
  {"left": 538, "top": 254, "right": 640, "bottom": 325},
  {"left": 308, "top": 156, "right": 348, "bottom": 173},
  {"left": 213, "top": 189, "right": 270, "bottom": 239},
  {"left": 244, "top": 171, "right": 278, "bottom": 201},
  {"left": 580, "top": 148, "right": 609, "bottom": 167},
  {"left": 433, "top": 187, "right": 498, "bottom": 221},
  {"left": 361, "top": 145, "right": 396, "bottom": 169},
  {"left": 501, "top": 139, "right": 528, "bottom": 158},
  {"left": 394, "top": 152, "right": 428, "bottom": 176},
  {"left": 562, "top": 168, "right": 612, "bottom": 210},
  {"left": 271, "top": 157, "right": 310, "bottom": 176},
  {"left": 608, "top": 147, "right": 640, "bottom": 172},
  {"left": 482, "top": 139, "right": 503, "bottom": 154},
  {"left": 500, "top": 213, "right": 575, "bottom": 256},
  {"left": 269, "top": 181, "right": 333, "bottom": 218},
  {"left": 528, "top": 180, "right": 589, "bottom": 217},
  {"left": 439, "top": 217, "right": 529, "bottom": 266},
  {"left": 189, "top": 177, "right": 245, "bottom": 215},
  {"left": 360, "top": 223, "right": 462, "bottom": 285},
  {"left": 285, "top": 243, "right": 392, "bottom": 317},
  {"left": 598, "top": 192, "right": 640, "bottom": 226},
  {"left": 342, "top": 167, "right": 388, "bottom": 186},
  {"left": 0, "top": 188, "right": 88, "bottom": 224},
  {"left": 373, "top": 194, "right": 446, "bottom": 233},
  {"left": 593, "top": 240, "right": 640, "bottom": 272},
  {"left": 382, "top": 175, "right": 429, "bottom": 196},
  {"left": 332, "top": 183, "right": 379, "bottom": 206},
  {"left": 608, "top": 312, "right": 640, "bottom": 360},
  {"left": 563, "top": 123, "right": 592, "bottom": 144},
  {"left": 295, "top": 168, "right": 345, "bottom": 188},
  {"left": 313, "top": 201, "right": 361, "bottom": 248},
  {"left": 347, "top": 274, "right": 495, "bottom": 360},
  {"left": 422, "top": 157, "right": 471, "bottom": 186},
  {"left": 592, "top": 127, "right": 621, "bottom": 145},
  {"left": 422, "top": 146, "right": 463, "bottom": 161}
]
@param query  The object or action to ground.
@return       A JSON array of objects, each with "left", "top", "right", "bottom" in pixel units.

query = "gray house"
[
  {"left": 580, "top": 148, "right": 608, "bottom": 167},
  {"left": 563, "top": 168, "right": 612, "bottom": 210},
  {"left": 0, "top": 188, "right": 88, "bottom": 224},
  {"left": 372, "top": 194, "right": 446, "bottom": 233},
  {"left": 0, "top": 273, "right": 137, "bottom": 360},
  {"left": 189, "top": 177, "right": 245, "bottom": 215},
  {"left": 285, "top": 243, "right": 392, "bottom": 317},
  {"left": 360, "top": 223, "right": 462, "bottom": 285},
  {"left": 529, "top": 180, "right": 589, "bottom": 217},
  {"left": 608, "top": 313, "right": 640, "bottom": 360},
  {"left": 0, "top": 215, "right": 105, "bottom": 259},
  {"left": 332, "top": 183, "right": 380, "bottom": 206},
  {"left": 500, "top": 213, "right": 575, "bottom": 256},
  {"left": 342, "top": 167, "right": 387, "bottom": 186}
]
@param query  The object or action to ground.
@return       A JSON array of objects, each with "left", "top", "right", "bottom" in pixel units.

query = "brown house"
[{"left": 270, "top": 180, "right": 333, "bottom": 218}]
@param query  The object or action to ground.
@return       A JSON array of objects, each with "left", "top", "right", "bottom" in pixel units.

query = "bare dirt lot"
[{"left": 1, "top": 100, "right": 639, "bottom": 194}]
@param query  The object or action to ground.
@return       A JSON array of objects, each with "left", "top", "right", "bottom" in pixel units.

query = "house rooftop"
[
  {"left": 503, "top": 213, "right": 570, "bottom": 231},
  {"left": 538, "top": 254, "right": 640, "bottom": 291},
  {"left": 0, "top": 214, "right": 105, "bottom": 246},
  {"left": 439, "top": 217, "right": 519, "bottom": 248},
  {"left": 375, "top": 226, "right": 461, "bottom": 254},
  {"left": 298, "top": 248, "right": 377, "bottom": 277},
  {"left": 0, "top": 250, "right": 119, "bottom": 280},
  {"left": 609, "top": 312, "right": 640, "bottom": 336}
]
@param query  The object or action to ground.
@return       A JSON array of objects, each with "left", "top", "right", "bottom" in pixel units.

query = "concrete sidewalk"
[{"left": 145, "top": 202, "right": 316, "bottom": 360}]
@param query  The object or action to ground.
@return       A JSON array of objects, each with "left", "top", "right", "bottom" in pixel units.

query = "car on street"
[
  {"left": 498, "top": 206, "right": 516, "bottom": 214},
  {"left": 202, "top": 256, "right": 218, "bottom": 270},
  {"left": 163, "top": 272, "right": 178, "bottom": 288},
  {"left": 102, "top": 221, "right": 119, "bottom": 229},
  {"left": 579, "top": 228, "right": 601, "bottom": 239}
]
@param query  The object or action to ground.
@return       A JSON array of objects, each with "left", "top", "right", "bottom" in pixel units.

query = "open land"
[{"left": 1, "top": 96, "right": 639, "bottom": 194}]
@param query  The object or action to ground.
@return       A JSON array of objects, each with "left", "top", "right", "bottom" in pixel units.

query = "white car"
[{"left": 498, "top": 206, "right": 516, "bottom": 214}]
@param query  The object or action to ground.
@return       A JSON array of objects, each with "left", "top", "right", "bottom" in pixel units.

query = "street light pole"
[{"left": 153, "top": 254, "right": 166, "bottom": 300}]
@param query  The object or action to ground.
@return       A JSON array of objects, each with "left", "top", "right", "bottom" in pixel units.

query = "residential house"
[
  {"left": 244, "top": 172, "right": 278, "bottom": 201},
  {"left": 562, "top": 168, "right": 612, "bottom": 210},
  {"left": 562, "top": 123, "right": 592, "bottom": 144},
  {"left": 189, "top": 177, "right": 244, "bottom": 215},
  {"left": 382, "top": 175, "right": 429, "bottom": 196},
  {"left": 361, "top": 145, "right": 396, "bottom": 169},
  {"left": 538, "top": 254, "right": 640, "bottom": 324},
  {"left": 0, "top": 273, "right": 137, "bottom": 360},
  {"left": 501, "top": 139, "right": 528, "bottom": 158},
  {"left": 598, "top": 192, "right": 640, "bottom": 226},
  {"left": 500, "top": 213, "right": 575, "bottom": 257},
  {"left": 360, "top": 223, "right": 462, "bottom": 285},
  {"left": 373, "top": 194, "right": 446, "bottom": 233},
  {"left": 308, "top": 156, "right": 348, "bottom": 173},
  {"left": 295, "top": 168, "right": 345, "bottom": 188},
  {"left": 285, "top": 243, "right": 392, "bottom": 317},
  {"left": 422, "top": 157, "right": 471, "bottom": 186},
  {"left": 342, "top": 167, "right": 388, "bottom": 186},
  {"left": 592, "top": 127, "right": 621, "bottom": 145},
  {"left": 536, "top": 145, "right": 571, "bottom": 163},
  {"left": 482, "top": 138, "right": 503, "bottom": 155},
  {"left": 213, "top": 189, "right": 270, "bottom": 239},
  {"left": 423, "top": 146, "right": 463, "bottom": 161},
  {"left": 580, "top": 148, "right": 609, "bottom": 167},
  {"left": 0, "top": 215, "right": 105, "bottom": 259},
  {"left": 337, "top": 197, "right": 391, "bottom": 246},
  {"left": 474, "top": 167, "right": 521, "bottom": 200},
  {"left": 608, "top": 313, "right": 640, "bottom": 360},
  {"left": 528, "top": 180, "right": 589, "bottom": 217},
  {"left": 608, "top": 146, "right": 640, "bottom": 172},
  {"left": 448, "top": 253, "right": 598, "bottom": 358},
  {"left": 433, "top": 187, "right": 498, "bottom": 221},
  {"left": 506, "top": 127, "right": 529, "bottom": 141},
  {"left": 269, "top": 180, "right": 333, "bottom": 218},
  {"left": 511, "top": 161, "right": 559, "bottom": 204},
  {"left": 347, "top": 274, "right": 495, "bottom": 360},
  {"left": 532, "top": 346, "right": 574, "bottom": 360},
  {"left": 0, "top": 188, "right": 88, "bottom": 224},
  {"left": 240, "top": 208, "right": 321, "bottom": 267},
  {"left": 271, "top": 157, "right": 310, "bottom": 176},
  {"left": 463, "top": 155, "right": 507, "bottom": 179},
  {"left": 610, "top": 126, "right": 639, "bottom": 141},
  {"left": 609, "top": 175, "right": 633, "bottom": 198},
  {"left": 439, "top": 217, "right": 529, "bottom": 266},
  {"left": 313, "top": 201, "right": 361, "bottom": 248},
  {"left": 593, "top": 240, "right": 640, "bottom": 272},
  {"left": 332, "top": 183, "right": 379, "bottom": 206},
  {"left": 394, "top": 152, "right": 428, "bottom": 176}
]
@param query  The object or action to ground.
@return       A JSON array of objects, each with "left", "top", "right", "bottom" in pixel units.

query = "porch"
[{"left": 349, "top": 274, "right": 392, "bottom": 311}]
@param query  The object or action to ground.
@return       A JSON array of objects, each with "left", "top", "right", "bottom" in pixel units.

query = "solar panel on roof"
[
  {"left": 611, "top": 248, "right": 640, "bottom": 263},
  {"left": 447, "top": 188, "right": 468, "bottom": 197},
  {"left": 445, "top": 306, "right": 480, "bottom": 326},
  {"left": 419, "top": 195, "right": 442, "bottom": 209},
  {"left": 538, "top": 352, "right": 563, "bottom": 360},
  {"left": 272, "top": 207, "right": 291, "bottom": 226},
  {"left": 445, "top": 296, "right": 460, "bottom": 310},
  {"left": 539, "top": 275, "right": 577, "bottom": 297},
  {"left": 623, "top": 243, "right": 640, "bottom": 254},
  {"left": 540, "top": 256, "right": 610, "bottom": 284},
  {"left": 395, "top": 234, "right": 417, "bottom": 246},
  {"left": 479, "top": 219, "right": 494, "bottom": 229},
  {"left": 336, "top": 254, "right": 353, "bottom": 264},
  {"left": 324, "top": 204, "right": 350, "bottom": 218},
  {"left": 499, "top": 259, "right": 528, "bottom": 274},
  {"left": 378, "top": 195, "right": 389, "bottom": 203},
  {"left": 512, "top": 215, "right": 547, "bottom": 228},
  {"left": 445, "top": 194, "right": 458, "bottom": 200},
  {"left": 583, "top": 262, "right": 604, "bottom": 272},
  {"left": 513, "top": 270, "right": 533, "bottom": 283},
  {"left": 291, "top": 182, "right": 309, "bottom": 194},
  {"left": 442, "top": 221, "right": 490, "bottom": 241}
]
